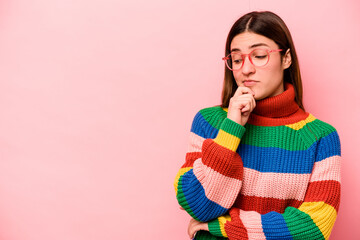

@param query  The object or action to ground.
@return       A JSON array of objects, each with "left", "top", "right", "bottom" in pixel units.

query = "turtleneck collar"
[
  {"left": 245, "top": 82, "right": 309, "bottom": 126},
  {"left": 252, "top": 82, "right": 300, "bottom": 118}
]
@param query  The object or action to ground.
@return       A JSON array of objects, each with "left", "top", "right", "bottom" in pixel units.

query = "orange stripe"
[
  {"left": 201, "top": 139, "right": 243, "bottom": 180},
  {"left": 247, "top": 110, "right": 309, "bottom": 126},
  {"left": 224, "top": 208, "right": 249, "bottom": 239},
  {"left": 182, "top": 152, "right": 202, "bottom": 168},
  {"left": 304, "top": 180, "right": 341, "bottom": 212},
  {"left": 234, "top": 194, "right": 302, "bottom": 214}
]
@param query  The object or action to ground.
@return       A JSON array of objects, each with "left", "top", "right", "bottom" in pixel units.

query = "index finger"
[{"left": 233, "top": 86, "right": 255, "bottom": 96}]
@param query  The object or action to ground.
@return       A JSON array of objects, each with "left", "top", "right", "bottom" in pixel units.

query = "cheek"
[
  {"left": 232, "top": 72, "right": 243, "bottom": 85},
  {"left": 260, "top": 62, "right": 283, "bottom": 82}
]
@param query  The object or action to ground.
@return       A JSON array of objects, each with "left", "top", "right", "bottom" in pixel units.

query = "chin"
[{"left": 255, "top": 94, "right": 266, "bottom": 101}]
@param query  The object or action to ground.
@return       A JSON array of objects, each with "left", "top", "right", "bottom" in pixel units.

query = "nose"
[{"left": 241, "top": 55, "right": 255, "bottom": 75}]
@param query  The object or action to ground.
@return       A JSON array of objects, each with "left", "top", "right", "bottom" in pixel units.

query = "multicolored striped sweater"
[{"left": 174, "top": 82, "right": 341, "bottom": 240}]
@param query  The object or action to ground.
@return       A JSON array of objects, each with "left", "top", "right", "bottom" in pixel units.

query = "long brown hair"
[{"left": 220, "top": 11, "right": 305, "bottom": 111}]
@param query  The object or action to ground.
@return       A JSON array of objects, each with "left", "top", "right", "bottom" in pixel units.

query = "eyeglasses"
[{"left": 222, "top": 48, "right": 283, "bottom": 71}]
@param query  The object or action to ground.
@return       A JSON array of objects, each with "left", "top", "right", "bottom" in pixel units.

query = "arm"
[
  {"left": 207, "top": 129, "right": 341, "bottom": 240},
  {"left": 174, "top": 109, "right": 246, "bottom": 222}
]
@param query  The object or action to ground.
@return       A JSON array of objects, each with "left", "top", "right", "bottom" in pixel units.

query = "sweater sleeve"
[
  {"left": 174, "top": 110, "right": 246, "bottom": 222},
  {"left": 207, "top": 129, "right": 341, "bottom": 240}
]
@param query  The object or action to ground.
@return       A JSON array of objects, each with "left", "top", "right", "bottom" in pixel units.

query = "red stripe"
[
  {"left": 234, "top": 195, "right": 302, "bottom": 214},
  {"left": 201, "top": 139, "right": 243, "bottom": 180},
  {"left": 183, "top": 152, "right": 202, "bottom": 168},
  {"left": 224, "top": 208, "right": 248, "bottom": 240},
  {"left": 248, "top": 110, "right": 309, "bottom": 126},
  {"left": 304, "top": 180, "right": 341, "bottom": 211}
]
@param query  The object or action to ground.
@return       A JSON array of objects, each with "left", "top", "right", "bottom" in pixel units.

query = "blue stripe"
[
  {"left": 261, "top": 211, "right": 293, "bottom": 240},
  {"left": 181, "top": 169, "right": 228, "bottom": 222},
  {"left": 315, "top": 131, "right": 341, "bottom": 162},
  {"left": 238, "top": 143, "right": 317, "bottom": 173},
  {"left": 190, "top": 111, "right": 340, "bottom": 173},
  {"left": 190, "top": 112, "right": 219, "bottom": 139}
]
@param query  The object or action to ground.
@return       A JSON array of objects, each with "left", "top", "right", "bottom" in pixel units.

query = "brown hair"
[{"left": 220, "top": 11, "right": 305, "bottom": 111}]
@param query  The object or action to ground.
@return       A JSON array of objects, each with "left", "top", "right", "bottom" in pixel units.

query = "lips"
[
  {"left": 243, "top": 80, "right": 258, "bottom": 87},
  {"left": 243, "top": 80, "right": 258, "bottom": 83}
]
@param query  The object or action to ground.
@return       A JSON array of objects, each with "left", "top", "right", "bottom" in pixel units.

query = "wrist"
[{"left": 213, "top": 118, "right": 246, "bottom": 152}]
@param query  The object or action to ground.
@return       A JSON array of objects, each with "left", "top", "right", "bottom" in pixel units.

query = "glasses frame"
[{"left": 222, "top": 48, "right": 283, "bottom": 71}]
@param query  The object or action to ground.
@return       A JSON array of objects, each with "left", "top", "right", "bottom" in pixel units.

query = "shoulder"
[
  {"left": 190, "top": 105, "right": 228, "bottom": 136},
  {"left": 303, "top": 113, "right": 340, "bottom": 155},
  {"left": 306, "top": 113, "right": 338, "bottom": 139},
  {"left": 306, "top": 114, "right": 342, "bottom": 160}
]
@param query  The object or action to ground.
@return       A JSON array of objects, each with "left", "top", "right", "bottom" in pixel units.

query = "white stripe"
[
  {"left": 240, "top": 210, "right": 266, "bottom": 239},
  {"left": 310, "top": 156, "right": 341, "bottom": 183},
  {"left": 193, "top": 159, "right": 242, "bottom": 209},
  {"left": 241, "top": 168, "right": 311, "bottom": 200},
  {"left": 187, "top": 132, "right": 205, "bottom": 153}
]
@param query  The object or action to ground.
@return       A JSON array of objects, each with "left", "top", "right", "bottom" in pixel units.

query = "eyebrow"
[{"left": 231, "top": 43, "right": 270, "bottom": 52}]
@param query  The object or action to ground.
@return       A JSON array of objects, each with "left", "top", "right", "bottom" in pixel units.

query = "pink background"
[{"left": 0, "top": 0, "right": 359, "bottom": 239}]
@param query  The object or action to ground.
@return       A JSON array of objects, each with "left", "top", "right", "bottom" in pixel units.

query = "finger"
[
  {"left": 252, "top": 95, "right": 256, "bottom": 110},
  {"left": 231, "top": 94, "right": 255, "bottom": 104},
  {"left": 241, "top": 105, "right": 249, "bottom": 112},
  {"left": 231, "top": 98, "right": 252, "bottom": 110},
  {"left": 188, "top": 219, "right": 199, "bottom": 239},
  {"left": 238, "top": 94, "right": 255, "bottom": 111},
  {"left": 234, "top": 86, "right": 255, "bottom": 97},
  {"left": 189, "top": 224, "right": 199, "bottom": 239}
]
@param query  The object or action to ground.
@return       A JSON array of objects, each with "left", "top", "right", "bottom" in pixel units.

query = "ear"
[{"left": 282, "top": 49, "right": 292, "bottom": 70}]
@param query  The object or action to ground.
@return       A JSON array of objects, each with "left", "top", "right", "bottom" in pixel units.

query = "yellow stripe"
[
  {"left": 222, "top": 108, "right": 228, "bottom": 112},
  {"left": 213, "top": 129, "right": 240, "bottom": 152},
  {"left": 286, "top": 114, "right": 316, "bottom": 130},
  {"left": 174, "top": 167, "right": 192, "bottom": 193},
  {"left": 218, "top": 215, "right": 231, "bottom": 237},
  {"left": 298, "top": 202, "right": 337, "bottom": 240}
]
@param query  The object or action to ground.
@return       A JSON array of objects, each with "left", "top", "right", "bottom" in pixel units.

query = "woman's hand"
[
  {"left": 227, "top": 86, "right": 256, "bottom": 126},
  {"left": 188, "top": 218, "right": 209, "bottom": 239}
]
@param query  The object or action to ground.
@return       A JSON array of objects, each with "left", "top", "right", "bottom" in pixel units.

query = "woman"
[{"left": 174, "top": 11, "right": 341, "bottom": 240}]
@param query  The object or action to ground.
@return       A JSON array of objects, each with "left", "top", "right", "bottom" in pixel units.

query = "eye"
[
  {"left": 232, "top": 54, "right": 243, "bottom": 64},
  {"left": 254, "top": 55, "right": 267, "bottom": 59},
  {"left": 233, "top": 59, "right": 243, "bottom": 64},
  {"left": 252, "top": 49, "right": 268, "bottom": 59}
]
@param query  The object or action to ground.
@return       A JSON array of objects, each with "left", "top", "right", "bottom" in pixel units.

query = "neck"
[
  {"left": 247, "top": 82, "right": 308, "bottom": 126},
  {"left": 252, "top": 82, "right": 299, "bottom": 118}
]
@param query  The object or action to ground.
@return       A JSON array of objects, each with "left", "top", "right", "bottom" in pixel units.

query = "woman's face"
[{"left": 230, "top": 31, "right": 291, "bottom": 100}]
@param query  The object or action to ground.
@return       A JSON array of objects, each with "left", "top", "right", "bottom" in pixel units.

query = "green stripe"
[
  {"left": 176, "top": 174, "right": 200, "bottom": 221},
  {"left": 199, "top": 106, "right": 227, "bottom": 129},
  {"left": 283, "top": 207, "right": 324, "bottom": 240},
  {"left": 219, "top": 118, "right": 246, "bottom": 138},
  {"left": 240, "top": 119, "right": 336, "bottom": 150},
  {"left": 198, "top": 106, "right": 337, "bottom": 151},
  {"left": 241, "top": 125, "right": 310, "bottom": 150},
  {"left": 208, "top": 218, "right": 224, "bottom": 237}
]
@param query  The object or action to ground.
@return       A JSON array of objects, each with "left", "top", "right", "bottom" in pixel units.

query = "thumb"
[{"left": 242, "top": 111, "right": 250, "bottom": 117}]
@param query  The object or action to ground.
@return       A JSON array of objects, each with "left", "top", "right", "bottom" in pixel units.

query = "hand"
[
  {"left": 227, "top": 86, "right": 256, "bottom": 126},
  {"left": 188, "top": 218, "right": 209, "bottom": 239}
]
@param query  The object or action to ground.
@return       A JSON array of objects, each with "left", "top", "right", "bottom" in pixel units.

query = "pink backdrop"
[{"left": 0, "top": 0, "right": 359, "bottom": 239}]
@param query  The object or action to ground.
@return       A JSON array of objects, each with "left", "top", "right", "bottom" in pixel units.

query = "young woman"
[{"left": 174, "top": 11, "right": 341, "bottom": 240}]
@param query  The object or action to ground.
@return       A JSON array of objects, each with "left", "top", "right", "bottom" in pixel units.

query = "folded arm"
[{"left": 174, "top": 110, "right": 246, "bottom": 222}]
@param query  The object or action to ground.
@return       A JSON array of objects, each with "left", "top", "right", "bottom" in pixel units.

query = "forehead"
[{"left": 230, "top": 32, "right": 278, "bottom": 51}]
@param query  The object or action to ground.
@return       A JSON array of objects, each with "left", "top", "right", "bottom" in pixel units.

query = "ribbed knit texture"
[{"left": 174, "top": 82, "right": 341, "bottom": 240}]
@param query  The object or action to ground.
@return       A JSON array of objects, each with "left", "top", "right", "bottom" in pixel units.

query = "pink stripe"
[
  {"left": 193, "top": 159, "right": 242, "bottom": 209},
  {"left": 239, "top": 210, "right": 266, "bottom": 239},
  {"left": 241, "top": 168, "right": 310, "bottom": 200},
  {"left": 187, "top": 132, "right": 205, "bottom": 153},
  {"left": 310, "top": 156, "right": 341, "bottom": 182}
]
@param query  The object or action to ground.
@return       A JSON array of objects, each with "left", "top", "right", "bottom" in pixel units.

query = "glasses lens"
[
  {"left": 228, "top": 53, "right": 242, "bottom": 70},
  {"left": 250, "top": 49, "right": 269, "bottom": 67}
]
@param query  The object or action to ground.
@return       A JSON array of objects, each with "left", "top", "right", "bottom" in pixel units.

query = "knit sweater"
[{"left": 174, "top": 82, "right": 341, "bottom": 240}]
